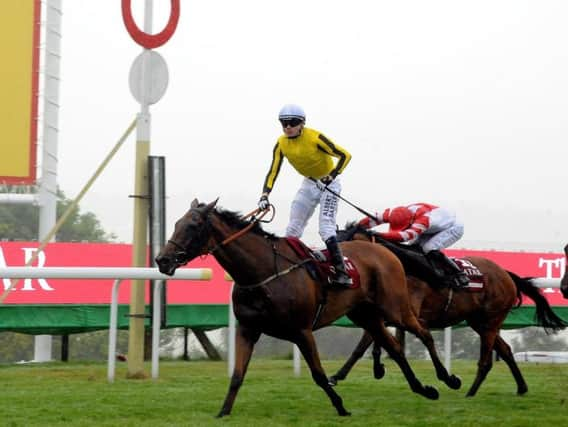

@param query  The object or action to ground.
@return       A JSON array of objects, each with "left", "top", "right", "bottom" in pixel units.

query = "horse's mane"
[{"left": 215, "top": 207, "right": 279, "bottom": 240}]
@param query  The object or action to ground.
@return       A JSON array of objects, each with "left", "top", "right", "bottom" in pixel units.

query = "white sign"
[{"left": 128, "top": 50, "right": 169, "bottom": 105}]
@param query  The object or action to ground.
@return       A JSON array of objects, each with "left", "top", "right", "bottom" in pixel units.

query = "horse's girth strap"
[{"left": 238, "top": 259, "right": 311, "bottom": 289}]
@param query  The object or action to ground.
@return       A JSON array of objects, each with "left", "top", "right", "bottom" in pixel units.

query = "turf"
[{"left": 1, "top": 359, "right": 566, "bottom": 426}]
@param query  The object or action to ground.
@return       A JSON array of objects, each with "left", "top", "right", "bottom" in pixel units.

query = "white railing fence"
[{"left": 0, "top": 267, "right": 212, "bottom": 382}]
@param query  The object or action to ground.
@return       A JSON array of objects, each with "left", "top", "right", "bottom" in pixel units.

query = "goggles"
[{"left": 279, "top": 118, "right": 303, "bottom": 128}]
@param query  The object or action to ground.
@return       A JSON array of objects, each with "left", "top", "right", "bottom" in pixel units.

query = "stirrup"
[
  {"left": 455, "top": 273, "right": 470, "bottom": 287},
  {"left": 330, "top": 271, "right": 353, "bottom": 288}
]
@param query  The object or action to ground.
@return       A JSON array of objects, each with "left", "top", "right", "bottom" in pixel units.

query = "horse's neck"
[{"left": 210, "top": 216, "right": 276, "bottom": 284}]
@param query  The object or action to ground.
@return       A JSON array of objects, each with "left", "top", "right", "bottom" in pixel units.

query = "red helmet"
[{"left": 383, "top": 206, "right": 413, "bottom": 231}]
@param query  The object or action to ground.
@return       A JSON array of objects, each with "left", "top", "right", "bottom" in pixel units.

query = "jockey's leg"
[
  {"left": 285, "top": 179, "right": 318, "bottom": 238},
  {"left": 318, "top": 179, "right": 351, "bottom": 287}
]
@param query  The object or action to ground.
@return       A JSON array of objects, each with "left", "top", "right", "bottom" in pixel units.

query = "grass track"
[{"left": 1, "top": 359, "right": 567, "bottom": 426}]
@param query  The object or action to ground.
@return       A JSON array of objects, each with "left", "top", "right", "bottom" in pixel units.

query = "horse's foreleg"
[
  {"left": 217, "top": 324, "right": 260, "bottom": 418},
  {"left": 493, "top": 334, "right": 528, "bottom": 395},
  {"left": 328, "top": 331, "right": 374, "bottom": 386},
  {"left": 295, "top": 329, "right": 350, "bottom": 416},
  {"left": 466, "top": 324, "right": 498, "bottom": 397}
]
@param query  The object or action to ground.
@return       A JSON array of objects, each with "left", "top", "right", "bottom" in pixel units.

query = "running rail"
[{"left": 0, "top": 267, "right": 212, "bottom": 382}]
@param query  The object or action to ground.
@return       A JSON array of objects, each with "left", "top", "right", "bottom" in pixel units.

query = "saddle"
[
  {"left": 368, "top": 235, "right": 484, "bottom": 291},
  {"left": 285, "top": 237, "right": 360, "bottom": 289}
]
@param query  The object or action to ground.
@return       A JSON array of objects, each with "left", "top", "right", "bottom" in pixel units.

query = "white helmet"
[{"left": 278, "top": 104, "right": 306, "bottom": 121}]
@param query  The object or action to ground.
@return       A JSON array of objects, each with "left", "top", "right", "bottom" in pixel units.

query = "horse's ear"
[
  {"left": 206, "top": 198, "right": 219, "bottom": 212},
  {"left": 191, "top": 198, "right": 199, "bottom": 208}
]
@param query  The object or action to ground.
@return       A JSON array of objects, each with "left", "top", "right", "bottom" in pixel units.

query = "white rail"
[{"left": 0, "top": 267, "right": 212, "bottom": 382}]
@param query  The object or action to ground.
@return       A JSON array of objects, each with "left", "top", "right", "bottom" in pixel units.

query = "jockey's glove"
[{"left": 258, "top": 194, "right": 270, "bottom": 210}]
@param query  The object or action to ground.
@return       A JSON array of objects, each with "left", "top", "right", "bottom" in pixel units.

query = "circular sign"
[
  {"left": 129, "top": 50, "right": 169, "bottom": 105},
  {"left": 122, "top": 0, "right": 180, "bottom": 49}
]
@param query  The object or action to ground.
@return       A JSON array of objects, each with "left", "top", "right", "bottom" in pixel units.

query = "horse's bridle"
[{"left": 168, "top": 207, "right": 273, "bottom": 265}]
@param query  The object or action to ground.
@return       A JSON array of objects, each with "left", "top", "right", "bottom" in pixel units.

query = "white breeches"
[
  {"left": 285, "top": 177, "right": 341, "bottom": 242},
  {"left": 417, "top": 207, "right": 464, "bottom": 252}
]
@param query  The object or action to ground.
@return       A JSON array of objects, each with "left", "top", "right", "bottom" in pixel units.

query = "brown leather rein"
[
  {"left": 167, "top": 207, "right": 273, "bottom": 260},
  {"left": 209, "top": 207, "right": 272, "bottom": 253}
]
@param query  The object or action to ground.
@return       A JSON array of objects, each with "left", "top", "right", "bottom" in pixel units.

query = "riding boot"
[
  {"left": 423, "top": 250, "right": 451, "bottom": 288},
  {"left": 427, "top": 250, "right": 469, "bottom": 288},
  {"left": 325, "top": 236, "right": 353, "bottom": 288}
]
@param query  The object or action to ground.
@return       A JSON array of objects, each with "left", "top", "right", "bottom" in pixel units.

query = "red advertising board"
[
  {"left": 0, "top": 242, "right": 231, "bottom": 305},
  {"left": 0, "top": 242, "right": 565, "bottom": 306}
]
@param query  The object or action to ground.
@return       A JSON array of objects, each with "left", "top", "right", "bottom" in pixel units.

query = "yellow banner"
[{"left": 0, "top": 1, "right": 40, "bottom": 184}]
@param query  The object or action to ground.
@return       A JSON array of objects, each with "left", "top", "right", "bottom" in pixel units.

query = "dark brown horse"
[
  {"left": 561, "top": 244, "right": 568, "bottom": 299},
  {"left": 330, "top": 223, "right": 567, "bottom": 396},
  {"left": 156, "top": 199, "right": 457, "bottom": 417}
]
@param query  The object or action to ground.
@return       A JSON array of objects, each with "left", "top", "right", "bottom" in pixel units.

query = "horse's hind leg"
[
  {"left": 465, "top": 322, "right": 499, "bottom": 397},
  {"left": 493, "top": 334, "right": 528, "bottom": 395},
  {"left": 348, "top": 309, "right": 439, "bottom": 400},
  {"left": 295, "top": 329, "right": 350, "bottom": 416},
  {"left": 217, "top": 324, "right": 260, "bottom": 418},
  {"left": 328, "top": 330, "right": 374, "bottom": 386},
  {"left": 399, "top": 316, "right": 462, "bottom": 390}
]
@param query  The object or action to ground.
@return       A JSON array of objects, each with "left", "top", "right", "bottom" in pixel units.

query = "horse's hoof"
[
  {"left": 517, "top": 385, "right": 528, "bottom": 395},
  {"left": 423, "top": 386, "right": 439, "bottom": 400},
  {"left": 216, "top": 410, "right": 229, "bottom": 418},
  {"left": 328, "top": 376, "right": 338, "bottom": 386},
  {"left": 338, "top": 409, "right": 351, "bottom": 416},
  {"left": 373, "top": 363, "right": 385, "bottom": 379},
  {"left": 447, "top": 374, "right": 462, "bottom": 390}
]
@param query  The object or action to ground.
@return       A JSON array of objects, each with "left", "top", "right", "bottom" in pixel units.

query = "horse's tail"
[{"left": 507, "top": 271, "right": 568, "bottom": 333}]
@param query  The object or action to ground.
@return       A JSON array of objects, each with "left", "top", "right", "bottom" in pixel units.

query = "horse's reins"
[
  {"left": 209, "top": 207, "right": 271, "bottom": 253},
  {"left": 169, "top": 206, "right": 309, "bottom": 287},
  {"left": 167, "top": 207, "right": 272, "bottom": 263}
]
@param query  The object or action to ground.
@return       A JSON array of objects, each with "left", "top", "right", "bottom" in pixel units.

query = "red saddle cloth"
[
  {"left": 285, "top": 237, "right": 361, "bottom": 289},
  {"left": 452, "top": 258, "right": 484, "bottom": 291}
]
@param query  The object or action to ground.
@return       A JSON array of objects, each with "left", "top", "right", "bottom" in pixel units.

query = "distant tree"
[{"left": 0, "top": 186, "right": 116, "bottom": 242}]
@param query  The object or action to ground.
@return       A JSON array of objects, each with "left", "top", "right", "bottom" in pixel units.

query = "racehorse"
[
  {"left": 561, "top": 244, "right": 568, "bottom": 299},
  {"left": 329, "top": 222, "right": 567, "bottom": 396},
  {"left": 155, "top": 199, "right": 457, "bottom": 417}
]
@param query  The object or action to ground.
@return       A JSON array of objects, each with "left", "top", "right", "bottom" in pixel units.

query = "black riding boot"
[
  {"left": 426, "top": 250, "right": 469, "bottom": 288},
  {"left": 325, "top": 236, "right": 353, "bottom": 287}
]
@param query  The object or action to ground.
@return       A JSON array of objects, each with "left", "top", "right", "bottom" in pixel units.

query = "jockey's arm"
[
  {"left": 315, "top": 134, "right": 351, "bottom": 178},
  {"left": 262, "top": 143, "right": 283, "bottom": 194}
]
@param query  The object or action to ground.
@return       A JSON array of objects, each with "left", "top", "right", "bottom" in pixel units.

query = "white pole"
[
  {"left": 35, "top": 0, "right": 63, "bottom": 363},
  {"left": 293, "top": 345, "right": 301, "bottom": 376},
  {"left": 0, "top": 267, "right": 212, "bottom": 280},
  {"left": 444, "top": 327, "right": 452, "bottom": 371},
  {"left": 107, "top": 279, "right": 122, "bottom": 383},
  {"left": 151, "top": 281, "right": 163, "bottom": 379}
]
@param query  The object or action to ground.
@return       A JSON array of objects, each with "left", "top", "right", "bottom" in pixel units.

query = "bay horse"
[
  {"left": 155, "top": 199, "right": 457, "bottom": 417},
  {"left": 561, "top": 244, "right": 568, "bottom": 299},
  {"left": 329, "top": 222, "right": 567, "bottom": 396}
]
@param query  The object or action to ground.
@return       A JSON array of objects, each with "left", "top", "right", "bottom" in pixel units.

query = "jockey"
[
  {"left": 258, "top": 104, "right": 353, "bottom": 287},
  {"left": 358, "top": 202, "right": 469, "bottom": 287}
]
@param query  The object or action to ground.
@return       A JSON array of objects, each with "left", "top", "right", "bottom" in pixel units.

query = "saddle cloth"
[
  {"left": 285, "top": 237, "right": 361, "bottom": 289},
  {"left": 451, "top": 258, "right": 484, "bottom": 291}
]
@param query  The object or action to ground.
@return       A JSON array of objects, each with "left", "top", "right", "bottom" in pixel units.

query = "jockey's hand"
[
  {"left": 315, "top": 175, "right": 333, "bottom": 191},
  {"left": 258, "top": 194, "right": 270, "bottom": 211}
]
